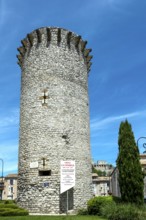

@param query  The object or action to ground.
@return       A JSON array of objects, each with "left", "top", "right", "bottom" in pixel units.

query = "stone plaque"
[{"left": 30, "top": 161, "right": 38, "bottom": 169}]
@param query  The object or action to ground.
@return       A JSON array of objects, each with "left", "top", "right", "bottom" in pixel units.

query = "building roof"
[
  {"left": 92, "top": 173, "right": 98, "bottom": 177},
  {"left": 140, "top": 154, "right": 146, "bottom": 159},
  {"left": 140, "top": 154, "right": 146, "bottom": 165},
  {"left": 92, "top": 176, "right": 110, "bottom": 182},
  {"left": 5, "top": 174, "right": 18, "bottom": 179}
]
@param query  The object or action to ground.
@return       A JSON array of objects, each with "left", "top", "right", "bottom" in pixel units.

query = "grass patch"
[{"left": 0, "top": 216, "right": 106, "bottom": 220}]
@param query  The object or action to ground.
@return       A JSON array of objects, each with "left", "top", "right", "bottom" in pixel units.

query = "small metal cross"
[
  {"left": 39, "top": 89, "right": 49, "bottom": 106},
  {"left": 42, "top": 158, "right": 46, "bottom": 168}
]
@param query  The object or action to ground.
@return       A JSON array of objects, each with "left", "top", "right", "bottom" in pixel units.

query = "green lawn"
[{"left": 0, "top": 215, "right": 106, "bottom": 220}]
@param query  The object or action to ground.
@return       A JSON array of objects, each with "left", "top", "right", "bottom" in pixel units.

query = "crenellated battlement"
[{"left": 17, "top": 27, "right": 92, "bottom": 73}]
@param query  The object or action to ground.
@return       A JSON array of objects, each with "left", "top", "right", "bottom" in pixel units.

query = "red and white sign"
[{"left": 60, "top": 160, "right": 75, "bottom": 194}]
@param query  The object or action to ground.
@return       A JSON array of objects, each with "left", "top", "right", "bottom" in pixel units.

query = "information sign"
[{"left": 60, "top": 160, "right": 75, "bottom": 194}]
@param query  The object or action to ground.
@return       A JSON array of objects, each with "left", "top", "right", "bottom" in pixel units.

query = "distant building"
[
  {"left": 92, "top": 160, "right": 114, "bottom": 196},
  {"left": 0, "top": 178, "right": 4, "bottom": 200},
  {"left": 1, "top": 174, "right": 17, "bottom": 200},
  {"left": 92, "top": 173, "right": 110, "bottom": 196},
  {"left": 140, "top": 154, "right": 146, "bottom": 198},
  {"left": 110, "top": 154, "right": 146, "bottom": 198},
  {"left": 93, "top": 160, "right": 114, "bottom": 176},
  {"left": 109, "top": 167, "right": 120, "bottom": 197}
]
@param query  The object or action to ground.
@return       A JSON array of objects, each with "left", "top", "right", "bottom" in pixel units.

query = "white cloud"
[{"left": 90, "top": 110, "right": 145, "bottom": 131}]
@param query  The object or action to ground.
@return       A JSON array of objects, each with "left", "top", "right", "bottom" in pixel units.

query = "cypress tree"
[{"left": 117, "top": 120, "right": 144, "bottom": 205}]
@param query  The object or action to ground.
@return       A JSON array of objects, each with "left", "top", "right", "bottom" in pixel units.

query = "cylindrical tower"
[{"left": 17, "top": 27, "right": 93, "bottom": 214}]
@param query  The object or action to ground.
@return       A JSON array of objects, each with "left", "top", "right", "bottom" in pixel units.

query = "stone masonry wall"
[{"left": 17, "top": 27, "right": 93, "bottom": 214}]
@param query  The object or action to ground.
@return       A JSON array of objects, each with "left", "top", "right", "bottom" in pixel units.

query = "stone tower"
[{"left": 17, "top": 27, "right": 93, "bottom": 214}]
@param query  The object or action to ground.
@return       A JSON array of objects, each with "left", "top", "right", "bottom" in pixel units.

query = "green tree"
[
  {"left": 92, "top": 166, "right": 106, "bottom": 176},
  {"left": 116, "top": 120, "right": 144, "bottom": 205}
]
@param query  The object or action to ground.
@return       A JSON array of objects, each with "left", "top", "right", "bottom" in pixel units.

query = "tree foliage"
[
  {"left": 92, "top": 166, "right": 106, "bottom": 176},
  {"left": 116, "top": 120, "right": 144, "bottom": 205}
]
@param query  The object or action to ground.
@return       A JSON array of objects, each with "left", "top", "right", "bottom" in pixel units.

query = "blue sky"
[{"left": 0, "top": 0, "right": 146, "bottom": 175}]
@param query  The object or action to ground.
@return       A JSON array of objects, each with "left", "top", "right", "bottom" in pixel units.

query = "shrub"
[
  {"left": 0, "top": 208, "right": 28, "bottom": 216},
  {"left": 112, "top": 196, "right": 122, "bottom": 203},
  {"left": 87, "top": 196, "right": 115, "bottom": 215},
  {"left": 77, "top": 208, "right": 88, "bottom": 215},
  {"left": 0, "top": 200, "right": 13, "bottom": 204},
  {"left": 0, "top": 200, "right": 28, "bottom": 216},
  {"left": 4, "top": 200, "right": 14, "bottom": 204},
  {"left": 0, "top": 204, "right": 19, "bottom": 209},
  {"left": 101, "top": 202, "right": 144, "bottom": 220}
]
